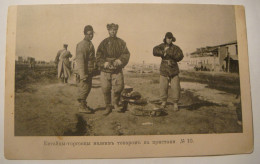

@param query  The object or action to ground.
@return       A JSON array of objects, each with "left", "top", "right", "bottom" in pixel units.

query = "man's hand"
[
  {"left": 113, "top": 59, "right": 122, "bottom": 67},
  {"left": 104, "top": 62, "right": 110, "bottom": 69},
  {"left": 81, "top": 75, "right": 88, "bottom": 82},
  {"left": 163, "top": 46, "right": 169, "bottom": 57},
  {"left": 164, "top": 46, "right": 169, "bottom": 51}
]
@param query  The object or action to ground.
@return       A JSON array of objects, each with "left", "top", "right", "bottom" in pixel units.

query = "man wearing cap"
[
  {"left": 153, "top": 32, "right": 184, "bottom": 111},
  {"left": 96, "top": 23, "right": 130, "bottom": 115},
  {"left": 75, "top": 25, "right": 96, "bottom": 113},
  {"left": 55, "top": 44, "right": 72, "bottom": 83}
]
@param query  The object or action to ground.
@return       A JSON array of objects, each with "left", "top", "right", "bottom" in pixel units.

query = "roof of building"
[
  {"left": 216, "top": 40, "right": 237, "bottom": 47},
  {"left": 190, "top": 40, "right": 237, "bottom": 56},
  {"left": 191, "top": 46, "right": 218, "bottom": 55}
]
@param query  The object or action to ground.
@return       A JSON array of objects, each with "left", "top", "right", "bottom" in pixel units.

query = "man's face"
[
  {"left": 85, "top": 31, "right": 94, "bottom": 41},
  {"left": 166, "top": 37, "right": 172, "bottom": 45},
  {"left": 108, "top": 28, "right": 117, "bottom": 37}
]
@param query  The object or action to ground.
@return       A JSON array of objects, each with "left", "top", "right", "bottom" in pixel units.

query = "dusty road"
[{"left": 15, "top": 69, "right": 242, "bottom": 136}]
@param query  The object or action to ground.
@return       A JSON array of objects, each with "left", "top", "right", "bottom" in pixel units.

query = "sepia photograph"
[
  {"left": 14, "top": 4, "right": 242, "bottom": 136},
  {"left": 4, "top": 3, "right": 253, "bottom": 159}
]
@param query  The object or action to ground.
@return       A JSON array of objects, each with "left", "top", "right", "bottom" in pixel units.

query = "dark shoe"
[
  {"left": 160, "top": 101, "right": 167, "bottom": 108},
  {"left": 59, "top": 78, "right": 64, "bottom": 84},
  {"left": 173, "top": 103, "right": 179, "bottom": 112},
  {"left": 86, "top": 105, "right": 94, "bottom": 113},
  {"left": 78, "top": 106, "right": 93, "bottom": 114},
  {"left": 103, "top": 105, "right": 112, "bottom": 116},
  {"left": 64, "top": 78, "right": 68, "bottom": 83},
  {"left": 78, "top": 101, "right": 93, "bottom": 114},
  {"left": 114, "top": 104, "right": 124, "bottom": 113}
]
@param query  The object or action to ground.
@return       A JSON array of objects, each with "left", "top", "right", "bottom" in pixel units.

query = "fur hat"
[
  {"left": 163, "top": 32, "right": 176, "bottom": 43},
  {"left": 107, "top": 23, "right": 119, "bottom": 30}
]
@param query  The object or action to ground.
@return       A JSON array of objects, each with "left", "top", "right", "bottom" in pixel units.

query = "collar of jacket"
[
  {"left": 108, "top": 36, "right": 118, "bottom": 40},
  {"left": 164, "top": 43, "right": 174, "bottom": 47},
  {"left": 84, "top": 36, "right": 92, "bottom": 42}
]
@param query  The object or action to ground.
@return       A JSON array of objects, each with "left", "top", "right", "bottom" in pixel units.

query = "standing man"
[
  {"left": 75, "top": 25, "right": 96, "bottom": 113},
  {"left": 153, "top": 32, "right": 184, "bottom": 111},
  {"left": 29, "top": 57, "right": 36, "bottom": 70},
  {"left": 96, "top": 23, "right": 130, "bottom": 115},
  {"left": 55, "top": 44, "right": 72, "bottom": 83}
]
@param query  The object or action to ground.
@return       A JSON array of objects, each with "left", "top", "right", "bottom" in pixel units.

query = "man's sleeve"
[
  {"left": 153, "top": 44, "right": 164, "bottom": 57},
  {"left": 171, "top": 46, "right": 184, "bottom": 62},
  {"left": 96, "top": 41, "right": 106, "bottom": 68},
  {"left": 69, "top": 51, "right": 72, "bottom": 58},
  {"left": 54, "top": 51, "right": 60, "bottom": 64},
  {"left": 76, "top": 44, "right": 87, "bottom": 79},
  {"left": 118, "top": 41, "right": 130, "bottom": 67}
]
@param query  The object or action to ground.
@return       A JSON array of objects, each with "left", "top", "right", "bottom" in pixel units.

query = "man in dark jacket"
[
  {"left": 75, "top": 25, "right": 96, "bottom": 113},
  {"left": 153, "top": 32, "right": 184, "bottom": 111},
  {"left": 96, "top": 23, "right": 130, "bottom": 115}
]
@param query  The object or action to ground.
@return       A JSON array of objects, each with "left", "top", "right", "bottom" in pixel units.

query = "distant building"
[
  {"left": 125, "top": 62, "right": 159, "bottom": 74},
  {"left": 179, "top": 53, "right": 191, "bottom": 70},
  {"left": 16, "top": 56, "right": 56, "bottom": 68},
  {"left": 18, "top": 56, "right": 23, "bottom": 63},
  {"left": 16, "top": 56, "right": 28, "bottom": 64},
  {"left": 27, "top": 57, "right": 35, "bottom": 63},
  {"left": 189, "top": 41, "right": 238, "bottom": 73}
]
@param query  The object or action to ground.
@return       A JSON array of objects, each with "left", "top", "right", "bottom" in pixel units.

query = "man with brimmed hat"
[
  {"left": 55, "top": 44, "right": 72, "bottom": 83},
  {"left": 96, "top": 23, "right": 130, "bottom": 115},
  {"left": 75, "top": 25, "right": 97, "bottom": 114},
  {"left": 153, "top": 32, "right": 184, "bottom": 111}
]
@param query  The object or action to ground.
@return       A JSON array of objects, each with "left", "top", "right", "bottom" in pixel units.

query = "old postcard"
[{"left": 5, "top": 4, "right": 253, "bottom": 159}]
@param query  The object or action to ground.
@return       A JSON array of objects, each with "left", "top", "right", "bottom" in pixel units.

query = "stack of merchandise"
[{"left": 121, "top": 86, "right": 165, "bottom": 117}]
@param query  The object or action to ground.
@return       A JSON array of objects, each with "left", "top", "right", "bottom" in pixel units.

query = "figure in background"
[
  {"left": 29, "top": 57, "right": 36, "bottom": 70},
  {"left": 55, "top": 44, "right": 72, "bottom": 83},
  {"left": 75, "top": 25, "right": 96, "bottom": 113},
  {"left": 153, "top": 32, "right": 184, "bottom": 111},
  {"left": 96, "top": 23, "right": 130, "bottom": 115}
]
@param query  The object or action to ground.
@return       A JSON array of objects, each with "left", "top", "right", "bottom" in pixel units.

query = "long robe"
[{"left": 57, "top": 50, "right": 72, "bottom": 78}]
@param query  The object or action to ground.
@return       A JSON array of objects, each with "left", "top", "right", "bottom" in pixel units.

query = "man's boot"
[
  {"left": 85, "top": 103, "right": 94, "bottom": 113},
  {"left": 78, "top": 100, "right": 93, "bottom": 114},
  {"left": 173, "top": 103, "right": 179, "bottom": 112},
  {"left": 114, "top": 104, "right": 124, "bottom": 113},
  {"left": 103, "top": 104, "right": 112, "bottom": 116},
  {"left": 161, "top": 101, "right": 167, "bottom": 108},
  {"left": 59, "top": 78, "right": 64, "bottom": 84},
  {"left": 64, "top": 78, "right": 68, "bottom": 83},
  {"left": 114, "top": 94, "right": 123, "bottom": 112}
]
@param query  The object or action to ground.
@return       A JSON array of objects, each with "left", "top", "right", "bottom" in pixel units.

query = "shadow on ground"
[
  {"left": 180, "top": 101, "right": 222, "bottom": 111},
  {"left": 63, "top": 114, "right": 88, "bottom": 136}
]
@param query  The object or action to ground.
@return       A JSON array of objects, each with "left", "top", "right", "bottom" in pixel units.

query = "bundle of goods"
[{"left": 121, "top": 86, "right": 165, "bottom": 117}]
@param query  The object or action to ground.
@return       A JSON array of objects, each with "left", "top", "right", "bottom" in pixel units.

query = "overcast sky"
[{"left": 16, "top": 4, "right": 237, "bottom": 64}]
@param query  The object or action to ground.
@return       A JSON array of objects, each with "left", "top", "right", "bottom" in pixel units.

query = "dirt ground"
[{"left": 14, "top": 67, "right": 242, "bottom": 136}]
